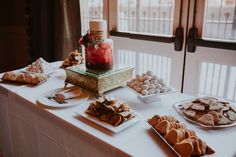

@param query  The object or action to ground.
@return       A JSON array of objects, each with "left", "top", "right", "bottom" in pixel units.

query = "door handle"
[
  {"left": 174, "top": 0, "right": 183, "bottom": 51},
  {"left": 174, "top": 27, "right": 184, "bottom": 51},
  {"left": 187, "top": 0, "right": 197, "bottom": 53},
  {"left": 187, "top": 27, "right": 197, "bottom": 52}
]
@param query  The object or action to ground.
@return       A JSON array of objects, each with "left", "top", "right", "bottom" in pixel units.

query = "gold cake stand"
[{"left": 64, "top": 64, "right": 134, "bottom": 97}]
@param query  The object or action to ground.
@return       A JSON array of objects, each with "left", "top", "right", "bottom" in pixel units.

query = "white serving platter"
[
  {"left": 173, "top": 99, "right": 236, "bottom": 128},
  {"left": 146, "top": 121, "right": 215, "bottom": 156},
  {"left": 76, "top": 111, "right": 141, "bottom": 133}
]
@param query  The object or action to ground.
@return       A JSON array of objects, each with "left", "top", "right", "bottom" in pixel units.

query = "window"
[
  {"left": 118, "top": 0, "right": 175, "bottom": 36},
  {"left": 203, "top": 0, "right": 236, "bottom": 41},
  {"left": 198, "top": 62, "right": 236, "bottom": 102},
  {"left": 118, "top": 49, "right": 171, "bottom": 85},
  {"left": 80, "top": 0, "right": 103, "bottom": 34}
]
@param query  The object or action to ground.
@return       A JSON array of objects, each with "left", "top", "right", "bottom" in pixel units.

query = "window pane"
[
  {"left": 203, "top": 0, "right": 236, "bottom": 41},
  {"left": 198, "top": 62, "right": 236, "bottom": 103},
  {"left": 117, "top": 49, "right": 171, "bottom": 86},
  {"left": 118, "top": 0, "right": 175, "bottom": 36},
  {"left": 80, "top": 0, "right": 103, "bottom": 34}
]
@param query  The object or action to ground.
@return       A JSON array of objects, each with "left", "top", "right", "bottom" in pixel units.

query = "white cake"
[{"left": 89, "top": 20, "right": 107, "bottom": 32}]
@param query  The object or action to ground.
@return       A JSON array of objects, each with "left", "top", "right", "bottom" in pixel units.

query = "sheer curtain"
[{"left": 27, "top": 0, "right": 81, "bottom": 61}]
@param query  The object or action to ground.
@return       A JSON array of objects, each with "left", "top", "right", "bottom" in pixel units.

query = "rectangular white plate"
[
  {"left": 76, "top": 111, "right": 141, "bottom": 133},
  {"left": 146, "top": 121, "right": 215, "bottom": 156}
]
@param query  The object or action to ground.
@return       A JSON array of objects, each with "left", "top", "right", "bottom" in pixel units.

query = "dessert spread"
[
  {"left": 148, "top": 115, "right": 215, "bottom": 157},
  {"left": 127, "top": 71, "right": 169, "bottom": 96},
  {"left": 2, "top": 71, "right": 48, "bottom": 85},
  {"left": 80, "top": 20, "right": 113, "bottom": 70},
  {"left": 26, "top": 57, "right": 55, "bottom": 74},
  {"left": 178, "top": 97, "right": 236, "bottom": 126},
  {"left": 85, "top": 96, "right": 135, "bottom": 126},
  {"left": 60, "top": 50, "right": 83, "bottom": 68}
]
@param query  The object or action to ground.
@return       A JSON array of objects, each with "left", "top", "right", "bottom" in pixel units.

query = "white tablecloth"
[{"left": 0, "top": 62, "right": 236, "bottom": 157}]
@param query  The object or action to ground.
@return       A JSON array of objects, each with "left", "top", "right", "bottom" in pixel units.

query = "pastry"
[
  {"left": 1, "top": 71, "right": 48, "bottom": 85},
  {"left": 26, "top": 57, "right": 55, "bottom": 74},
  {"left": 60, "top": 50, "right": 83, "bottom": 68}
]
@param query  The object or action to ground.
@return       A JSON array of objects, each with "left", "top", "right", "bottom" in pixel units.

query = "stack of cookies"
[
  {"left": 85, "top": 96, "right": 135, "bottom": 126},
  {"left": 179, "top": 97, "right": 236, "bottom": 126},
  {"left": 60, "top": 50, "right": 83, "bottom": 68},
  {"left": 148, "top": 115, "right": 214, "bottom": 157}
]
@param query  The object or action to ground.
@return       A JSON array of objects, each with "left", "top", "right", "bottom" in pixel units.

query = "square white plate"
[{"left": 76, "top": 111, "right": 141, "bottom": 133}]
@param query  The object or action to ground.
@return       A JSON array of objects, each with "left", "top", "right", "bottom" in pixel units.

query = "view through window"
[
  {"left": 118, "top": 0, "right": 175, "bottom": 36},
  {"left": 80, "top": 0, "right": 103, "bottom": 35},
  {"left": 198, "top": 62, "right": 236, "bottom": 102},
  {"left": 203, "top": 0, "right": 236, "bottom": 41}
]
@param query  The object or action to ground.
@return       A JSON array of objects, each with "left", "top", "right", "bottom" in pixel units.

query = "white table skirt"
[{"left": 0, "top": 63, "right": 236, "bottom": 157}]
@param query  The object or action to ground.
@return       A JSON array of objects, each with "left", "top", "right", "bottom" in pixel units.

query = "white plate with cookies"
[
  {"left": 126, "top": 71, "right": 179, "bottom": 103},
  {"left": 126, "top": 86, "right": 178, "bottom": 103},
  {"left": 173, "top": 97, "right": 236, "bottom": 128}
]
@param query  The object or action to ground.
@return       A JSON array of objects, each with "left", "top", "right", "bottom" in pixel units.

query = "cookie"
[
  {"left": 196, "top": 97, "right": 212, "bottom": 106},
  {"left": 156, "top": 120, "right": 170, "bottom": 135},
  {"left": 184, "top": 129, "right": 196, "bottom": 139},
  {"left": 198, "top": 138, "right": 207, "bottom": 155},
  {"left": 191, "top": 103, "right": 205, "bottom": 111},
  {"left": 148, "top": 115, "right": 177, "bottom": 128},
  {"left": 217, "top": 116, "right": 231, "bottom": 125},
  {"left": 164, "top": 128, "right": 185, "bottom": 145},
  {"left": 197, "top": 114, "right": 214, "bottom": 126},
  {"left": 182, "top": 102, "right": 193, "bottom": 110},
  {"left": 174, "top": 139, "right": 194, "bottom": 157},
  {"left": 227, "top": 110, "right": 236, "bottom": 121},
  {"left": 209, "top": 101, "right": 223, "bottom": 110},
  {"left": 190, "top": 137, "right": 202, "bottom": 156},
  {"left": 183, "top": 109, "right": 196, "bottom": 117},
  {"left": 230, "top": 105, "right": 236, "bottom": 113},
  {"left": 208, "top": 111, "right": 220, "bottom": 123}
]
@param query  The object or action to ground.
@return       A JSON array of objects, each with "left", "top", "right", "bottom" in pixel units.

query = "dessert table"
[{"left": 0, "top": 62, "right": 236, "bottom": 157}]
